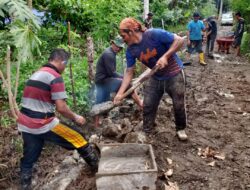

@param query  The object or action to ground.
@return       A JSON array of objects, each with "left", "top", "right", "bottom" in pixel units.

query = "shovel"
[{"left": 89, "top": 65, "right": 160, "bottom": 116}]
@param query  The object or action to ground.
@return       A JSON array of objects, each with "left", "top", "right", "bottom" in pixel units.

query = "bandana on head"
[{"left": 119, "top": 17, "right": 145, "bottom": 32}]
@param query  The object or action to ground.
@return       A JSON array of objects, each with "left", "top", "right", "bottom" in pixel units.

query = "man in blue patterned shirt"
[{"left": 114, "top": 17, "right": 188, "bottom": 141}]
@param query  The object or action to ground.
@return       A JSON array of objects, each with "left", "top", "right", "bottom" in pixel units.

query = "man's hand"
[
  {"left": 74, "top": 114, "right": 86, "bottom": 125},
  {"left": 156, "top": 56, "right": 168, "bottom": 69},
  {"left": 187, "top": 40, "right": 191, "bottom": 46},
  {"left": 113, "top": 94, "right": 123, "bottom": 105}
]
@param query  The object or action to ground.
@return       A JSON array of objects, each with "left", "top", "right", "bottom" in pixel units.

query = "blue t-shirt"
[
  {"left": 126, "top": 29, "right": 183, "bottom": 80},
  {"left": 187, "top": 20, "right": 205, "bottom": 40}
]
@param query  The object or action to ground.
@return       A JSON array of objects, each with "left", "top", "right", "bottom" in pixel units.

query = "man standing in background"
[
  {"left": 144, "top": 12, "right": 154, "bottom": 29},
  {"left": 186, "top": 12, "right": 207, "bottom": 65},
  {"left": 233, "top": 12, "right": 244, "bottom": 57},
  {"left": 205, "top": 16, "right": 217, "bottom": 58}
]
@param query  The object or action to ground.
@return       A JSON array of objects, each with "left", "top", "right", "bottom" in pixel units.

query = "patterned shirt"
[
  {"left": 17, "top": 64, "right": 67, "bottom": 134},
  {"left": 126, "top": 29, "right": 183, "bottom": 80}
]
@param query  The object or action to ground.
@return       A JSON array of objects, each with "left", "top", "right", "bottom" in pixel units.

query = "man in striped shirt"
[
  {"left": 114, "top": 18, "right": 188, "bottom": 141},
  {"left": 17, "top": 49, "right": 99, "bottom": 190}
]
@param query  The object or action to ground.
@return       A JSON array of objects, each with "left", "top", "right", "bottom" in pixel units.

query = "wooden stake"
[
  {"left": 87, "top": 35, "right": 94, "bottom": 82},
  {"left": 67, "top": 21, "right": 77, "bottom": 107}
]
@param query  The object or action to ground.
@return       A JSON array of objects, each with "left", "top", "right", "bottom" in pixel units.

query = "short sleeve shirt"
[
  {"left": 17, "top": 64, "right": 67, "bottom": 134},
  {"left": 126, "top": 29, "right": 183, "bottom": 80},
  {"left": 187, "top": 20, "right": 205, "bottom": 40}
]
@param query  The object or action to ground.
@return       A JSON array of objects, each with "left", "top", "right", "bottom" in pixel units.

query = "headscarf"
[{"left": 119, "top": 17, "right": 146, "bottom": 32}]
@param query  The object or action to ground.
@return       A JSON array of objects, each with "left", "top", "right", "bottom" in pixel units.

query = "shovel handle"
[{"left": 120, "top": 64, "right": 160, "bottom": 100}]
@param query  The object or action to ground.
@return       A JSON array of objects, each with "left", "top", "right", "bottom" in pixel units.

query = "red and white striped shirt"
[{"left": 17, "top": 64, "right": 67, "bottom": 134}]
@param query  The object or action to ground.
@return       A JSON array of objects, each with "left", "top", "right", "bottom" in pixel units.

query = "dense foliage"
[
  {"left": 150, "top": 0, "right": 217, "bottom": 31},
  {"left": 0, "top": 0, "right": 41, "bottom": 64},
  {"left": 230, "top": 0, "right": 250, "bottom": 55},
  {"left": 33, "top": 0, "right": 141, "bottom": 41}
]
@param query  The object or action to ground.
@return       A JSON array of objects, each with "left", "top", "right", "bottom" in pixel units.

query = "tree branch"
[{"left": 6, "top": 46, "right": 18, "bottom": 119}]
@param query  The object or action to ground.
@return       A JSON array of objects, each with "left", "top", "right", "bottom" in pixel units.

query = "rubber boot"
[
  {"left": 199, "top": 53, "right": 207, "bottom": 65},
  {"left": 20, "top": 169, "right": 32, "bottom": 190},
  {"left": 78, "top": 144, "right": 100, "bottom": 172}
]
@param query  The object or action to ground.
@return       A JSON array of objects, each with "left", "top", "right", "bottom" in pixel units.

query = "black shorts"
[
  {"left": 233, "top": 36, "right": 242, "bottom": 47},
  {"left": 187, "top": 40, "right": 203, "bottom": 54}
]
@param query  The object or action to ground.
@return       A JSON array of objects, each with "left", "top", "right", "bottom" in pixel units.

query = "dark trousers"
[
  {"left": 206, "top": 34, "right": 217, "bottom": 55},
  {"left": 20, "top": 123, "right": 98, "bottom": 175},
  {"left": 187, "top": 40, "right": 203, "bottom": 54},
  {"left": 143, "top": 71, "right": 186, "bottom": 132},
  {"left": 95, "top": 78, "right": 122, "bottom": 104}
]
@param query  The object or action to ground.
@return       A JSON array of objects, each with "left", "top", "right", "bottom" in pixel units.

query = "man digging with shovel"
[
  {"left": 94, "top": 36, "right": 143, "bottom": 127},
  {"left": 114, "top": 18, "right": 188, "bottom": 141}
]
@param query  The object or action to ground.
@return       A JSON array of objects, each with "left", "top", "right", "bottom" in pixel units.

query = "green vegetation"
[
  {"left": 150, "top": 0, "right": 217, "bottom": 31},
  {"left": 230, "top": 0, "right": 250, "bottom": 57},
  {"left": 0, "top": 0, "right": 249, "bottom": 125}
]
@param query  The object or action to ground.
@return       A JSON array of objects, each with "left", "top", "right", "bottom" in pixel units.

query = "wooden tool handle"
[{"left": 120, "top": 64, "right": 160, "bottom": 100}]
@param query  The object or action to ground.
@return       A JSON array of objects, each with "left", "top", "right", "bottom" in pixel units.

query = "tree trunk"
[
  {"left": 5, "top": 46, "right": 18, "bottom": 119},
  {"left": 143, "top": 0, "right": 149, "bottom": 20},
  {"left": 218, "top": 0, "right": 223, "bottom": 24},
  {"left": 27, "top": 0, "right": 32, "bottom": 9},
  {"left": 87, "top": 36, "right": 94, "bottom": 82}
]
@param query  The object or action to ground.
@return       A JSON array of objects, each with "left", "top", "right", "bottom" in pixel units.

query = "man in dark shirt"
[
  {"left": 205, "top": 16, "right": 217, "bottom": 58},
  {"left": 144, "top": 12, "right": 153, "bottom": 29},
  {"left": 233, "top": 12, "right": 245, "bottom": 56},
  {"left": 94, "top": 36, "right": 142, "bottom": 126}
]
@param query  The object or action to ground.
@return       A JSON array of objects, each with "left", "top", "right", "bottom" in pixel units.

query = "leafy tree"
[
  {"left": 0, "top": 0, "right": 41, "bottom": 113},
  {"left": 33, "top": 0, "right": 141, "bottom": 41},
  {"left": 230, "top": 0, "right": 250, "bottom": 32},
  {"left": 0, "top": 0, "right": 41, "bottom": 64},
  {"left": 230, "top": 0, "right": 250, "bottom": 55},
  {"left": 150, "top": 0, "right": 215, "bottom": 29}
]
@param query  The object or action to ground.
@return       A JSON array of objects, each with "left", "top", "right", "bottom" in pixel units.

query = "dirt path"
[
  {"left": 152, "top": 55, "right": 250, "bottom": 189},
  {"left": 69, "top": 41, "right": 250, "bottom": 189},
  {"left": 1, "top": 27, "right": 250, "bottom": 190}
]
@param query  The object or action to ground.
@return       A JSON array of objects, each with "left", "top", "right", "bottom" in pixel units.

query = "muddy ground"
[{"left": 0, "top": 26, "right": 250, "bottom": 190}]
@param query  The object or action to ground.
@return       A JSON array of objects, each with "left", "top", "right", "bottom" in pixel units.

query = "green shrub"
[{"left": 241, "top": 32, "right": 250, "bottom": 53}]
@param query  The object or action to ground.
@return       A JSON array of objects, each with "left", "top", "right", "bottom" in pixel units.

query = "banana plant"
[{"left": 0, "top": 0, "right": 41, "bottom": 107}]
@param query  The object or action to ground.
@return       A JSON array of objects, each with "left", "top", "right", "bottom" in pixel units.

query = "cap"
[
  {"left": 193, "top": 12, "right": 200, "bottom": 17},
  {"left": 147, "top": 12, "right": 153, "bottom": 16},
  {"left": 112, "top": 36, "right": 125, "bottom": 48}
]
